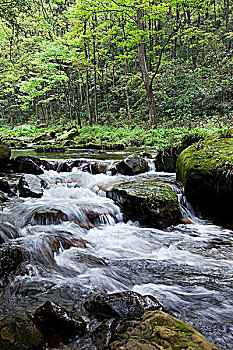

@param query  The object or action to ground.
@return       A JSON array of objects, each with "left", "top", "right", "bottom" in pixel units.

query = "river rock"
[
  {"left": 115, "top": 154, "right": 148, "bottom": 175},
  {"left": 34, "top": 300, "right": 86, "bottom": 341},
  {"left": 0, "top": 311, "right": 44, "bottom": 350},
  {"left": 0, "top": 244, "right": 25, "bottom": 278},
  {"left": 33, "top": 130, "right": 56, "bottom": 143},
  {"left": 0, "top": 223, "right": 20, "bottom": 240},
  {"left": 13, "top": 156, "right": 44, "bottom": 175},
  {"left": 109, "top": 310, "right": 220, "bottom": 350},
  {"left": 177, "top": 137, "right": 233, "bottom": 228},
  {"left": 18, "top": 174, "right": 46, "bottom": 198},
  {"left": 83, "top": 291, "right": 164, "bottom": 320},
  {"left": 106, "top": 175, "right": 181, "bottom": 228},
  {"left": 0, "top": 143, "right": 11, "bottom": 170},
  {"left": 0, "top": 178, "right": 11, "bottom": 193},
  {"left": 57, "top": 127, "right": 79, "bottom": 141},
  {"left": 30, "top": 209, "right": 68, "bottom": 225}
]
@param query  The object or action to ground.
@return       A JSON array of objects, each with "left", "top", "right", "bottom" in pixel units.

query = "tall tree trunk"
[
  {"left": 136, "top": 7, "right": 157, "bottom": 128},
  {"left": 84, "top": 20, "right": 92, "bottom": 125}
]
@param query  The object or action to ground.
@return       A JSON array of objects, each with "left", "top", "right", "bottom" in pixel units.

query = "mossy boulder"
[
  {"left": 110, "top": 310, "right": 220, "bottom": 350},
  {"left": 106, "top": 175, "right": 181, "bottom": 228},
  {"left": 177, "top": 137, "right": 233, "bottom": 228},
  {"left": 0, "top": 311, "right": 44, "bottom": 350},
  {"left": 0, "top": 144, "right": 11, "bottom": 170}
]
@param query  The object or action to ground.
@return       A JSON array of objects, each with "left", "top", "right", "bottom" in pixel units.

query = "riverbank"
[{"left": 0, "top": 123, "right": 231, "bottom": 152}]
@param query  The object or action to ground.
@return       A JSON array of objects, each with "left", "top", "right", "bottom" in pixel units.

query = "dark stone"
[
  {"left": 61, "top": 237, "right": 88, "bottom": 250},
  {"left": 0, "top": 178, "right": 11, "bottom": 193},
  {"left": 115, "top": 154, "right": 148, "bottom": 175},
  {"left": 83, "top": 291, "right": 164, "bottom": 320},
  {"left": 0, "top": 311, "right": 44, "bottom": 350},
  {"left": 14, "top": 156, "right": 44, "bottom": 175},
  {"left": 72, "top": 253, "right": 107, "bottom": 267},
  {"left": 30, "top": 209, "right": 68, "bottom": 225},
  {"left": 34, "top": 300, "right": 86, "bottom": 341},
  {"left": 106, "top": 175, "right": 181, "bottom": 229},
  {"left": 57, "top": 161, "right": 72, "bottom": 173},
  {"left": 0, "top": 244, "right": 25, "bottom": 277},
  {"left": 18, "top": 174, "right": 46, "bottom": 198}
]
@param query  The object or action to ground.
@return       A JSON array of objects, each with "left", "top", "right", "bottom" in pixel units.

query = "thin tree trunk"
[{"left": 136, "top": 7, "right": 157, "bottom": 128}]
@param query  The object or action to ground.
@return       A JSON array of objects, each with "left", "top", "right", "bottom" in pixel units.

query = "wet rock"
[
  {"left": 18, "top": 174, "right": 46, "bottom": 198},
  {"left": 0, "top": 244, "right": 25, "bottom": 278},
  {"left": 82, "top": 161, "right": 109, "bottom": 175},
  {"left": 0, "top": 178, "right": 11, "bottom": 193},
  {"left": 109, "top": 310, "right": 220, "bottom": 350},
  {"left": 14, "top": 156, "right": 44, "bottom": 175},
  {"left": 0, "top": 143, "right": 11, "bottom": 170},
  {"left": 0, "top": 223, "right": 20, "bottom": 240},
  {"left": 61, "top": 237, "right": 88, "bottom": 250},
  {"left": 84, "top": 291, "right": 164, "bottom": 320},
  {"left": 30, "top": 209, "right": 68, "bottom": 225},
  {"left": 57, "top": 161, "right": 72, "bottom": 173},
  {"left": 34, "top": 300, "right": 86, "bottom": 342},
  {"left": 73, "top": 253, "right": 107, "bottom": 267},
  {"left": 116, "top": 154, "right": 148, "bottom": 175},
  {"left": 177, "top": 137, "right": 233, "bottom": 228},
  {"left": 0, "top": 311, "right": 44, "bottom": 350},
  {"left": 40, "top": 159, "right": 57, "bottom": 171},
  {"left": 107, "top": 175, "right": 181, "bottom": 229},
  {"left": 0, "top": 174, "right": 21, "bottom": 195},
  {"left": 0, "top": 190, "right": 10, "bottom": 203}
]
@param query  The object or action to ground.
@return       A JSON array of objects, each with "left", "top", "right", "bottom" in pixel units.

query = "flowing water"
[{"left": 0, "top": 154, "right": 233, "bottom": 349}]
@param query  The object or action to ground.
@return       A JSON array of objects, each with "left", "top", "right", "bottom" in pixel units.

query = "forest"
[
  {"left": 0, "top": 1, "right": 233, "bottom": 350},
  {"left": 0, "top": 0, "right": 232, "bottom": 129}
]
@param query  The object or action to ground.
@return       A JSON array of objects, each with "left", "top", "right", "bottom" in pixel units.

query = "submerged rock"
[
  {"left": 34, "top": 300, "right": 86, "bottom": 342},
  {"left": 109, "top": 310, "right": 220, "bottom": 350},
  {"left": 106, "top": 175, "right": 181, "bottom": 228},
  {"left": 116, "top": 154, "right": 148, "bottom": 175},
  {"left": 177, "top": 137, "right": 233, "bottom": 228},
  {"left": 0, "top": 244, "right": 25, "bottom": 278},
  {"left": 30, "top": 209, "right": 68, "bottom": 225},
  {"left": 84, "top": 291, "right": 164, "bottom": 320},
  {"left": 18, "top": 174, "right": 46, "bottom": 198},
  {"left": 0, "top": 311, "right": 44, "bottom": 350}
]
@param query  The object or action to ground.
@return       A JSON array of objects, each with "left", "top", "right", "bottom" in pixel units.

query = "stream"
[{"left": 0, "top": 149, "right": 233, "bottom": 349}]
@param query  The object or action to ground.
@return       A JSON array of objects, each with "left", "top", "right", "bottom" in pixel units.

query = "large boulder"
[
  {"left": 0, "top": 144, "right": 11, "bottom": 170},
  {"left": 176, "top": 137, "right": 233, "bottom": 228},
  {"left": 109, "top": 310, "right": 220, "bottom": 350},
  {"left": 116, "top": 154, "right": 149, "bottom": 175},
  {"left": 84, "top": 291, "right": 164, "bottom": 320},
  {"left": 0, "top": 311, "right": 44, "bottom": 350},
  {"left": 106, "top": 175, "right": 181, "bottom": 228},
  {"left": 18, "top": 174, "right": 47, "bottom": 198}
]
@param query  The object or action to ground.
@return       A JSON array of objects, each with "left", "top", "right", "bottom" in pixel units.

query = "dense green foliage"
[
  {"left": 0, "top": 0, "right": 232, "bottom": 128},
  {"left": 0, "top": 122, "right": 231, "bottom": 150}
]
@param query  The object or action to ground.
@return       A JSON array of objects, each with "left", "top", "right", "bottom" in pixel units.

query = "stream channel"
[{"left": 1, "top": 148, "right": 233, "bottom": 349}]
